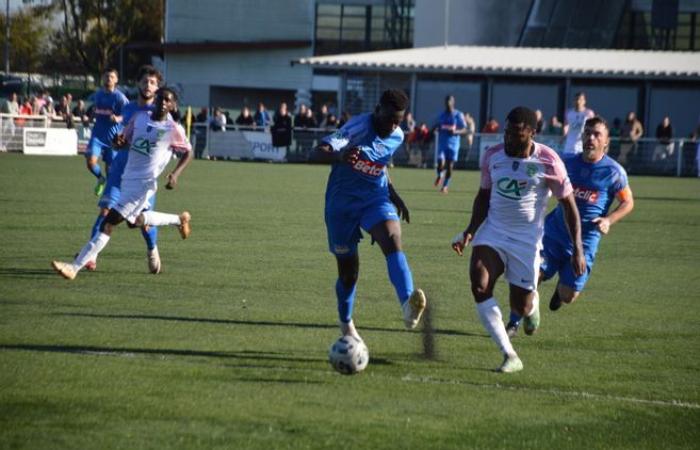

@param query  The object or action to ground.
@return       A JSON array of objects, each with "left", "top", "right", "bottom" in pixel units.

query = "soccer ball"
[{"left": 328, "top": 335, "right": 369, "bottom": 375}]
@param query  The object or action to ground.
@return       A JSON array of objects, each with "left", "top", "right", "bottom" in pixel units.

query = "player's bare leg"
[
  {"left": 550, "top": 283, "right": 580, "bottom": 311},
  {"left": 470, "top": 246, "right": 522, "bottom": 372},
  {"left": 370, "top": 220, "right": 425, "bottom": 329}
]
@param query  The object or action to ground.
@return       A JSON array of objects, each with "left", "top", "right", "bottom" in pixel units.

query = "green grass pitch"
[{"left": 1, "top": 153, "right": 699, "bottom": 449}]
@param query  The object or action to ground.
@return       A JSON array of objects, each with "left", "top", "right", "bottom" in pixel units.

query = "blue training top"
[
  {"left": 545, "top": 153, "right": 629, "bottom": 251},
  {"left": 434, "top": 109, "right": 466, "bottom": 152},
  {"left": 91, "top": 88, "right": 129, "bottom": 142},
  {"left": 321, "top": 113, "right": 404, "bottom": 203}
]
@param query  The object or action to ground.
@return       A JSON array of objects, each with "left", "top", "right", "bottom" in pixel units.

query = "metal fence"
[{"left": 2, "top": 115, "right": 698, "bottom": 177}]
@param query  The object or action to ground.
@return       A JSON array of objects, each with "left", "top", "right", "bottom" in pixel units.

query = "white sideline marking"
[{"left": 401, "top": 374, "right": 700, "bottom": 410}]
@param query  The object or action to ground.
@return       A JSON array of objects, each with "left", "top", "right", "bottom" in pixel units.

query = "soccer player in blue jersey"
[
  {"left": 84, "top": 65, "right": 163, "bottom": 273},
  {"left": 506, "top": 116, "right": 634, "bottom": 336},
  {"left": 85, "top": 68, "right": 129, "bottom": 196},
  {"left": 432, "top": 95, "right": 467, "bottom": 193},
  {"left": 309, "top": 89, "right": 427, "bottom": 342}
]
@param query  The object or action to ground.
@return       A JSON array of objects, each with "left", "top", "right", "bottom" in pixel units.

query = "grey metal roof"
[{"left": 293, "top": 45, "right": 700, "bottom": 79}]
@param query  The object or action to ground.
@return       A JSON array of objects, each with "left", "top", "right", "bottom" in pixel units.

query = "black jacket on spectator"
[
  {"left": 294, "top": 113, "right": 317, "bottom": 129},
  {"left": 235, "top": 114, "right": 254, "bottom": 127},
  {"left": 271, "top": 112, "right": 293, "bottom": 147}
]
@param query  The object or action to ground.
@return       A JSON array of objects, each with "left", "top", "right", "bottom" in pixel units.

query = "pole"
[
  {"left": 5, "top": 0, "right": 10, "bottom": 75},
  {"left": 443, "top": 0, "right": 449, "bottom": 47}
]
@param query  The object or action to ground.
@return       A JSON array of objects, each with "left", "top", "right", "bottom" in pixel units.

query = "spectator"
[
  {"left": 414, "top": 122, "right": 433, "bottom": 168},
  {"left": 195, "top": 107, "right": 208, "bottom": 123},
  {"left": 34, "top": 90, "right": 47, "bottom": 112},
  {"left": 193, "top": 107, "right": 208, "bottom": 160},
  {"left": 482, "top": 116, "right": 499, "bottom": 133},
  {"left": 254, "top": 102, "right": 271, "bottom": 129},
  {"left": 293, "top": 104, "right": 316, "bottom": 155},
  {"left": 535, "top": 109, "right": 545, "bottom": 134},
  {"left": 325, "top": 114, "right": 338, "bottom": 129},
  {"left": 618, "top": 111, "right": 644, "bottom": 167},
  {"left": 464, "top": 112, "right": 476, "bottom": 149},
  {"left": 0, "top": 92, "right": 19, "bottom": 151},
  {"left": 210, "top": 107, "right": 227, "bottom": 132},
  {"left": 55, "top": 95, "right": 74, "bottom": 128},
  {"left": 316, "top": 103, "right": 329, "bottom": 128},
  {"left": 235, "top": 106, "right": 254, "bottom": 127},
  {"left": 271, "top": 102, "right": 292, "bottom": 150},
  {"left": 338, "top": 110, "right": 351, "bottom": 128},
  {"left": 546, "top": 115, "right": 563, "bottom": 135},
  {"left": 653, "top": 116, "right": 674, "bottom": 162},
  {"left": 401, "top": 111, "right": 416, "bottom": 136},
  {"left": 72, "top": 99, "right": 90, "bottom": 128}
]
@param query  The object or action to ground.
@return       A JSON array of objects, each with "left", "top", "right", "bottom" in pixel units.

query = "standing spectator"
[
  {"left": 271, "top": 102, "right": 292, "bottom": 150},
  {"left": 210, "top": 107, "right": 227, "bottom": 132},
  {"left": 401, "top": 111, "right": 417, "bottom": 164},
  {"left": 563, "top": 92, "right": 595, "bottom": 154},
  {"left": 0, "top": 92, "right": 19, "bottom": 151},
  {"left": 464, "top": 112, "right": 476, "bottom": 149},
  {"left": 72, "top": 100, "right": 91, "bottom": 127},
  {"left": 34, "top": 90, "right": 47, "bottom": 112},
  {"left": 193, "top": 107, "right": 208, "bottom": 160},
  {"left": 235, "top": 106, "right": 254, "bottom": 127},
  {"left": 534, "top": 109, "right": 545, "bottom": 134},
  {"left": 652, "top": 116, "right": 673, "bottom": 162},
  {"left": 325, "top": 114, "right": 338, "bottom": 129},
  {"left": 316, "top": 103, "right": 329, "bottom": 128},
  {"left": 254, "top": 102, "right": 271, "bottom": 129},
  {"left": 338, "top": 110, "right": 351, "bottom": 128},
  {"left": 414, "top": 122, "right": 432, "bottom": 168},
  {"left": 546, "top": 115, "right": 563, "bottom": 135},
  {"left": 294, "top": 104, "right": 316, "bottom": 155},
  {"left": 618, "top": 111, "right": 644, "bottom": 167},
  {"left": 482, "top": 116, "right": 499, "bottom": 133},
  {"left": 55, "top": 95, "right": 74, "bottom": 128}
]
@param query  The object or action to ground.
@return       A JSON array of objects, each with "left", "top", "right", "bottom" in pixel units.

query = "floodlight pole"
[
  {"left": 4, "top": 0, "right": 9, "bottom": 75},
  {"left": 443, "top": 0, "right": 449, "bottom": 47}
]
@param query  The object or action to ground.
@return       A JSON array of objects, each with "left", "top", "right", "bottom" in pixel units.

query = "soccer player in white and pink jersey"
[
  {"left": 451, "top": 106, "right": 585, "bottom": 373},
  {"left": 52, "top": 87, "right": 193, "bottom": 280}
]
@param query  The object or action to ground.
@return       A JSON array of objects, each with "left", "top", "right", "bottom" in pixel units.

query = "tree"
[
  {"left": 39, "top": 0, "right": 162, "bottom": 80},
  {"left": 0, "top": 8, "right": 49, "bottom": 74}
]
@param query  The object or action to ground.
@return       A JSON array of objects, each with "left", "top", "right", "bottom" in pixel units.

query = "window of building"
[{"left": 314, "top": 1, "right": 414, "bottom": 56}]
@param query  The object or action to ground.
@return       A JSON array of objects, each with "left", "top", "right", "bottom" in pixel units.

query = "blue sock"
[
  {"left": 443, "top": 175, "right": 451, "bottom": 188},
  {"left": 91, "top": 214, "right": 105, "bottom": 239},
  {"left": 336, "top": 279, "right": 357, "bottom": 323},
  {"left": 89, "top": 163, "right": 102, "bottom": 179},
  {"left": 436, "top": 167, "right": 442, "bottom": 178},
  {"left": 141, "top": 226, "right": 158, "bottom": 251},
  {"left": 509, "top": 311, "right": 522, "bottom": 325},
  {"left": 386, "top": 251, "right": 414, "bottom": 305}
]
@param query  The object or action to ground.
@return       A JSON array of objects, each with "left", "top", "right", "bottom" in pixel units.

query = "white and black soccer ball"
[{"left": 328, "top": 335, "right": 369, "bottom": 375}]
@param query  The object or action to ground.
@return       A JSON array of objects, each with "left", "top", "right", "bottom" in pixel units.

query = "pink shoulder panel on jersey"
[
  {"left": 170, "top": 121, "right": 192, "bottom": 153},
  {"left": 536, "top": 143, "right": 573, "bottom": 199},
  {"left": 479, "top": 143, "right": 504, "bottom": 189}
]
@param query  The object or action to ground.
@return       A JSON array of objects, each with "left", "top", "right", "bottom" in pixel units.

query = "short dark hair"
[
  {"left": 137, "top": 65, "right": 163, "bottom": 85},
  {"left": 157, "top": 86, "right": 178, "bottom": 103},
  {"left": 574, "top": 91, "right": 586, "bottom": 98},
  {"left": 380, "top": 89, "right": 408, "bottom": 112},
  {"left": 584, "top": 116, "right": 609, "bottom": 131},
  {"left": 506, "top": 106, "right": 538, "bottom": 130},
  {"left": 104, "top": 68, "right": 118, "bottom": 76}
]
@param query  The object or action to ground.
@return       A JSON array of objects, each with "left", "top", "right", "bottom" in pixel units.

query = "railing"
[{"left": 2, "top": 116, "right": 698, "bottom": 177}]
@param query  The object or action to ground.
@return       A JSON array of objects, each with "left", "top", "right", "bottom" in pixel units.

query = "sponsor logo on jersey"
[
  {"left": 572, "top": 185, "right": 599, "bottom": 203},
  {"left": 351, "top": 159, "right": 385, "bottom": 177},
  {"left": 131, "top": 137, "right": 153, "bottom": 155},
  {"left": 93, "top": 107, "right": 114, "bottom": 116},
  {"left": 512, "top": 161, "right": 520, "bottom": 171},
  {"left": 496, "top": 177, "right": 528, "bottom": 200}
]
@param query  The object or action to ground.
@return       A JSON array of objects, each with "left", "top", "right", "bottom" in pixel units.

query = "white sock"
[
  {"left": 476, "top": 297, "right": 517, "bottom": 357},
  {"left": 141, "top": 211, "right": 180, "bottom": 227},
  {"left": 73, "top": 233, "right": 110, "bottom": 270},
  {"left": 340, "top": 320, "right": 361, "bottom": 340}
]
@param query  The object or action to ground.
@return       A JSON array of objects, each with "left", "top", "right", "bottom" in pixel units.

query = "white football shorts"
[{"left": 114, "top": 179, "right": 157, "bottom": 224}]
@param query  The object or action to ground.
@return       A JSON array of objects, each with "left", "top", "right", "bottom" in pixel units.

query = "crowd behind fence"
[{"left": 1, "top": 113, "right": 699, "bottom": 177}]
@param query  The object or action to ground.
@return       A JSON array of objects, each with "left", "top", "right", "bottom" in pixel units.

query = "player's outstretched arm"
[
  {"left": 166, "top": 148, "right": 193, "bottom": 190},
  {"left": 452, "top": 188, "right": 489, "bottom": 256},
  {"left": 592, "top": 187, "right": 634, "bottom": 235},
  {"left": 559, "top": 194, "right": 586, "bottom": 276}
]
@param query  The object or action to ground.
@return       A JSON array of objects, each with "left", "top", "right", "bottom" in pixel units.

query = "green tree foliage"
[{"left": 0, "top": 8, "right": 49, "bottom": 73}]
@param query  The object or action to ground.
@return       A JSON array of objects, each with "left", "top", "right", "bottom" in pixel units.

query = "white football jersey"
[
  {"left": 121, "top": 111, "right": 191, "bottom": 183},
  {"left": 564, "top": 108, "right": 594, "bottom": 154},
  {"left": 479, "top": 142, "right": 572, "bottom": 244}
]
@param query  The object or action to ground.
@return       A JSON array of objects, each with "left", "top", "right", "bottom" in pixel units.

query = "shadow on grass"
[
  {"left": 54, "top": 312, "right": 485, "bottom": 338},
  {"left": 0, "top": 268, "right": 57, "bottom": 278},
  {"left": 0, "top": 343, "right": 325, "bottom": 363}
]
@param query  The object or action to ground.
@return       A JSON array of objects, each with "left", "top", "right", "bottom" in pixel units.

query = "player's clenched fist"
[
  {"left": 112, "top": 133, "right": 128, "bottom": 149},
  {"left": 451, "top": 230, "right": 472, "bottom": 256},
  {"left": 340, "top": 147, "right": 361, "bottom": 165}
]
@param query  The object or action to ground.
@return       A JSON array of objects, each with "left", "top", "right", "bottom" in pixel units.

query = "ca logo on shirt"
[{"left": 496, "top": 177, "right": 528, "bottom": 200}]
